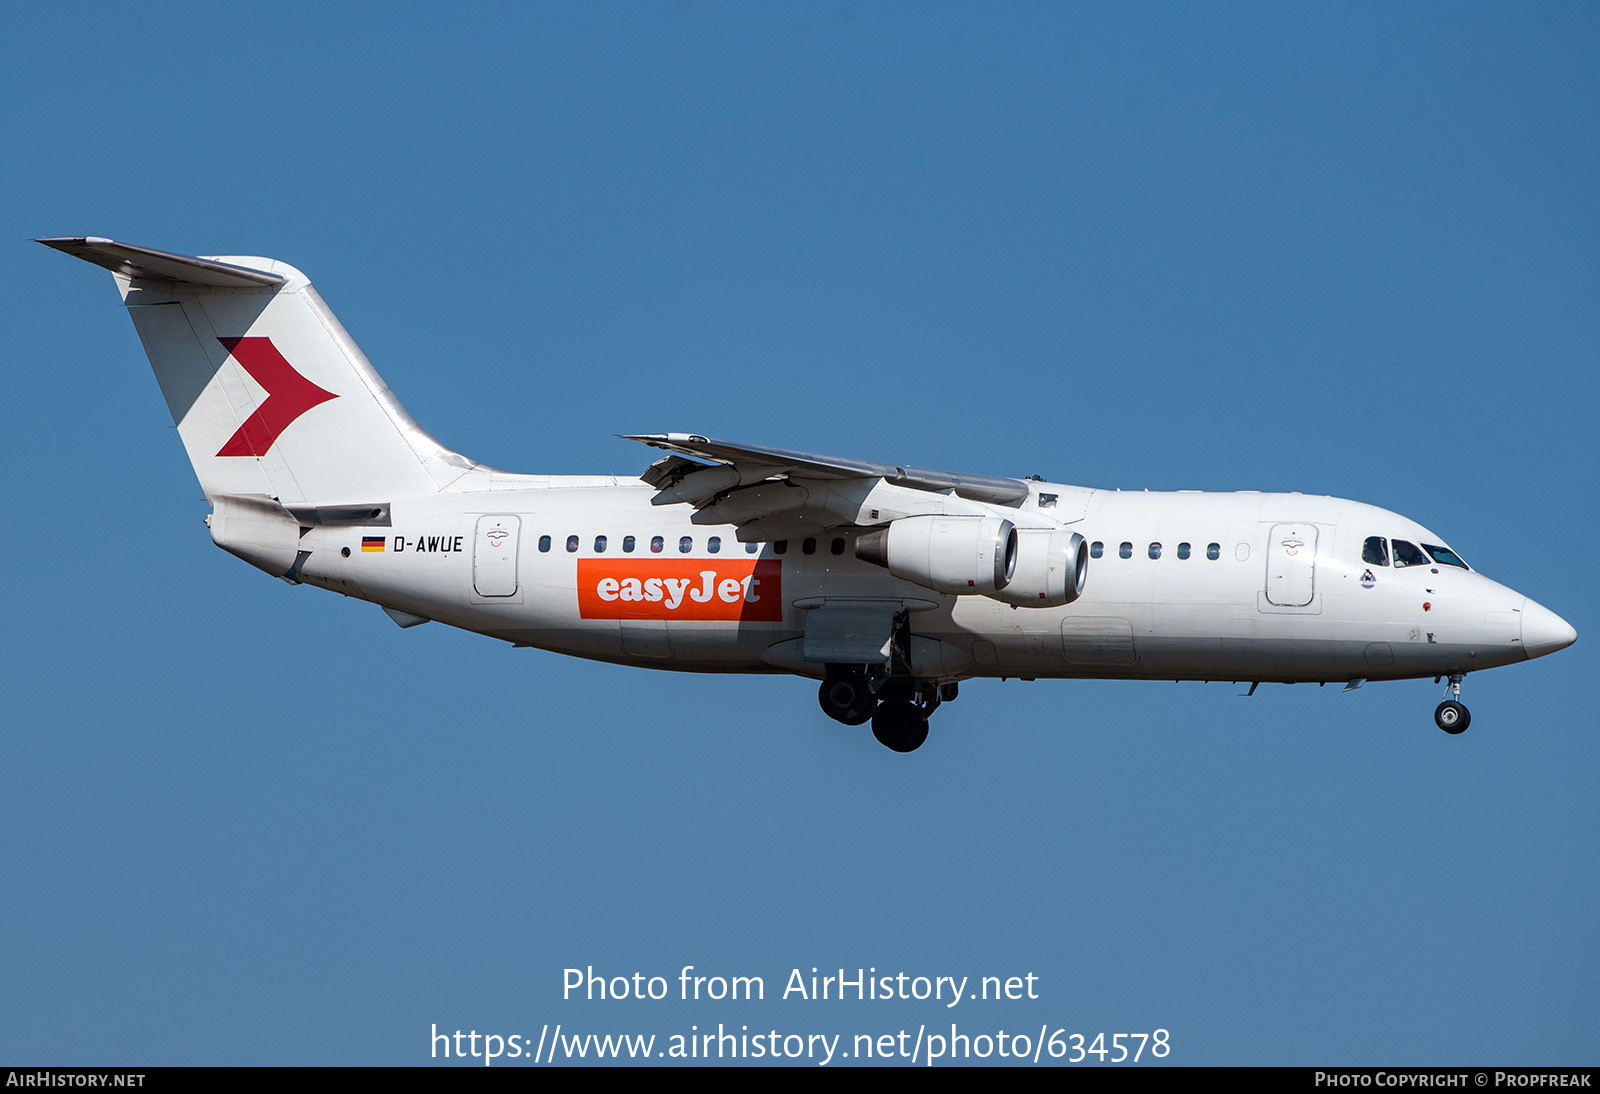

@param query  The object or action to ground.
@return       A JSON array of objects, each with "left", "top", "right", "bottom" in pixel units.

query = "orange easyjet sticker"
[{"left": 576, "top": 559, "right": 782, "bottom": 622}]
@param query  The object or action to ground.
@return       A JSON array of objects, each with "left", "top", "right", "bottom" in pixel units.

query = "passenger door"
[
  {"left": 1264, "top": 523, "right": 1317, "bottom": 607},
  {"left": 473, "top": 514, "right": 521, "bottom": 597}
]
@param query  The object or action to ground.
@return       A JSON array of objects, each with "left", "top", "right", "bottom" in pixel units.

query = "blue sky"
[{"left": 3, "top": 1, "right": 1595, "bottom": 1066}]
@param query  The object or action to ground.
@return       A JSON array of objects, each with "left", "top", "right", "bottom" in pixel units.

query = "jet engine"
[
  {"left": 990, "top": 528, "right": 1087, "bottom": 607},
  {"left": 855, "top": 515, "right": 1017, "bottom": 595}
]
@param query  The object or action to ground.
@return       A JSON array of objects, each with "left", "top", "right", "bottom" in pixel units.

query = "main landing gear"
[
  {"left": 871, "top": 692, "right": 931, "bottom": 754},
  {"left": 817, "top": 671, "right": 875, "bottom": 726},
  {"left": 1433, "top": 673, "right": 1470, "bottom": 734},
  {"left": 818, "top": 667, "right": 955, "bottom": 753}
]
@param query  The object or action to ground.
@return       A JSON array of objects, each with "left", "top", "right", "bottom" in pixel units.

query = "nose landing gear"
[{"left": 1434, "top": 673, "right": 1470, "bottom": 734}]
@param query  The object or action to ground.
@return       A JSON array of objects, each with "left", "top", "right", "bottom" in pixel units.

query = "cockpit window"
[
  {"left": 1423, "top": 543, "right": 1470, "bottom": 570},
  {"left": 1362, "top": 536, "right": 1389, "bottom": 566},
  {"left": 1392, "top": 540, "right": 1429, "bottom": 568}
]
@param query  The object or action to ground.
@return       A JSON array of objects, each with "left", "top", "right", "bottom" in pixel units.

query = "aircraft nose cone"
[{"left": 1522, "top": 597, "right": 1577, "bottom": 659}]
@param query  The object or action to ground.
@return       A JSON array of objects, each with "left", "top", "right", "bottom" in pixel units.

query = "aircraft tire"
[
  {"left": 819, "top": 673, "right": 876, "bottom": 726},
  {"left": 871, "top": 700, "right": 929, "bottom": 753},
  {"left": 1434, "top": 700, "right": 1470, "bottom": 734}
]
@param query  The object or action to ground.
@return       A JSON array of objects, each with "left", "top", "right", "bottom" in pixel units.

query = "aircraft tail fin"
[{"left": 39, "top": 236, "right": 482, "bottom": 505}]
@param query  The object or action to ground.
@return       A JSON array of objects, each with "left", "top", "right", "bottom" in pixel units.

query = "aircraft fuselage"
[{"left": 288, "top": 481, "right": 1554, "bottom": 686}]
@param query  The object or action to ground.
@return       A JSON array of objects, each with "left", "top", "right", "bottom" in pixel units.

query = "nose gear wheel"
[{"left": 1434, "top": 674, "right": 1470, "bottom": 734}]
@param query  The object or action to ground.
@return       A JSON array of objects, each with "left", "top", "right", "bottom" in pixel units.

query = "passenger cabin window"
[
  {"left": 1177, "top": 542, "right": 1191, "bottom": 560},
  {"left": 1363, "top": 536, "right": 1389, "bottom": 566},
  {"left": 831, "top": 537, "right": 845, "bottom": 556},
  {"left": 775, "top": 540, "right": 788, "bottom": 555},
  {"left": 746, "top": 542, "right": 759, "bottom": 554},
  {"left": 679, "top": 536, "right": 693, "bottom": 553},
  {"left": 565, "top": 535, "right": 579, "bottom": 553},
  {"left": 708, "top": 536, "right": 721, "bottom": 554},
  {"left": 1207, "top": 543, "right": 1220, "bottom": 560},
  {"left": 1119, "top": 542, "right": 1133, "bottom": 559},
  {"left": 1392, "top": 540, "right": 1429, "bottom": 568},
  {"left": 594, "top": 535, "right": 607, "bottom": 553},
  {"left": 1148, "top": 542, "right": 1162, "bottom": 559},
  {"left": 623, "top": 535, "right": 636, "bottom": 553},
  {"left": 538, "top": 535, "right": 551, "bottom": 553},
  {"left": 1423, "top": 543, "right": 1470, "bottom": 570},
  {"left": 802, "top": 538, "right": 817, "bottom": 555},
  {"left": 650, "top": 535, "right": 664, "bottom": 554},
  {"left": 1090, "top": 541, "right": 1104, "bottom": 559}
]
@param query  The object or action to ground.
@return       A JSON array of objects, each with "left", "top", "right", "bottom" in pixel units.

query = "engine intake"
[
  {"left": 855, "top": 515, "right": 1017, "bottom": 595},
  {"left": 990, "top": 528, "right": 1087, "bottom": 607}
]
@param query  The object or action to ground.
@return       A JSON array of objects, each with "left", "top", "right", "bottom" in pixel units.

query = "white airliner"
[{"left": 41, "top": 236, "right": 1577, "bottom": 751}]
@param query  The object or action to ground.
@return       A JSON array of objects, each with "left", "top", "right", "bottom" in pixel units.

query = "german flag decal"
[{"left": 361, "top": 536, "right": 386, "bottom": 553}]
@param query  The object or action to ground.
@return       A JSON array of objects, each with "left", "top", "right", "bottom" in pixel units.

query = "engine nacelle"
[
  {"left": 855, "top": 515, "right": 1017, "bottom": 595},
  {"left": 990, "top": 528, "right": 1087, "bottom": 607}
]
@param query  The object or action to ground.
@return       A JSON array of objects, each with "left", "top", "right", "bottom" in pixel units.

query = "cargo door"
[
  {"left": 620, "top": 615, "right": 673, "bottom": 660},
  {"left": 1060, "top": 616, "right": 1138, "bottom": 665}
]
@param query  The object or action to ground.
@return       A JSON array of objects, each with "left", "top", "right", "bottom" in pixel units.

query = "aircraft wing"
[{"left": 623, "top": 432, "right": 1030, "bottom": 541}]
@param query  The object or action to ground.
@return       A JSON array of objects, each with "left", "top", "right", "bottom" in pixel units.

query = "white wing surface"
[{"left": 624, "top": 432, "right": 1033, "bottom": 542}]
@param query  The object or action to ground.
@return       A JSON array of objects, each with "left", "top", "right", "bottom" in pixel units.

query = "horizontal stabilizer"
[{"left": 35, "top": 237, "right": 287, "bottom": 288}]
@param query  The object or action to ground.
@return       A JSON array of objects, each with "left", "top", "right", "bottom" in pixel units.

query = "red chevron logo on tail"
[{"left": 214, "top": 337, "right": 338, "bottom": 457}]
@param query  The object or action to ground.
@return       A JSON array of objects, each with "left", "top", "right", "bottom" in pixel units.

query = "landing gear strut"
[{"left": 1434, "top": 673, "right": 1470, "bottom": 734}]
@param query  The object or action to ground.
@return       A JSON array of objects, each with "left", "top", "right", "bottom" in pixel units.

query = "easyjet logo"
[
  {"left": 215, "top": 336, "right": 337, "bottom": 457},
  {"left": 577, "top": 560, "right": 782, "bottom": 622}
]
